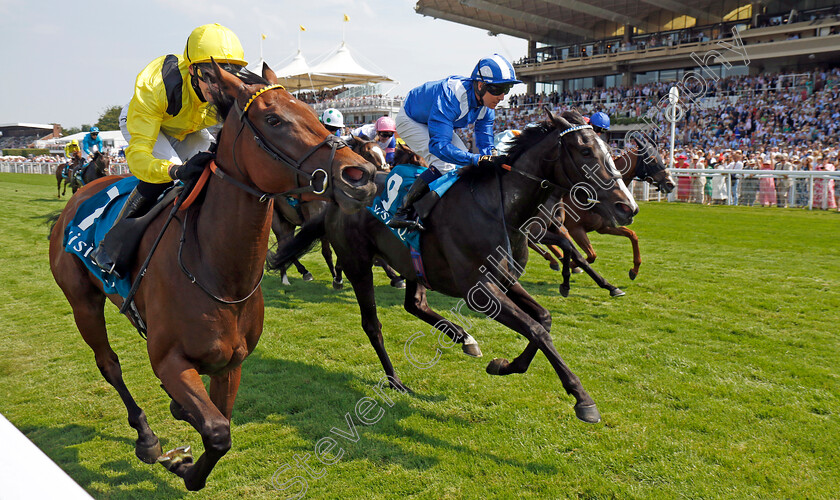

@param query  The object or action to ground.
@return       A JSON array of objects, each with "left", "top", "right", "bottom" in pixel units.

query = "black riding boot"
[
  {"left": 388, "top": 177, "right": 430, "bottom": 230},
  {"left": 90, "top": 187, "right": 154, "bottom": 278}
]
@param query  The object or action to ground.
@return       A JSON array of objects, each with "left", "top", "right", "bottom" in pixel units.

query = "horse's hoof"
[
  {"left": 572, "top": 267, "right": 583, "bottom": 274},
  {"left": 157, "top": 445, "right": 193, "bottom": 474},
  {"left": 549, "top": 262, "right": 560, "bottom": 271},
  {"left": 574, "top": 403, "right": 601, "bottom": 423},
  {"left": 302, "top": 272, "right": 314, "bottom": 281},
  {"left": 610, "top": 288, "right": 626, "bottom": 297},
  {"left": 486, "top": 358, "right": 509, "bottom": 375},
  {"left": 332, "top": 279, "right": 344, "bottom": 290},
  {"left": 629, "top": 270, "right": 638, "bottom": 280},
  {"left": 390, "top": 379, "right": 412, "bottom": 394},
  {"left": 391, "top": 278, "right": 406, "bottom": 289},
  {"left": 135, "top": 437, "right": 162, "bottom": 464},
  {"left": 462, "top": 342, "right": 482, "bottom": 357},
  {"left": 559, "top": 285, "right": 570, "bottom": 298},
  {"left": 281, "top": 276, "right": 291, "bottom": 286}
]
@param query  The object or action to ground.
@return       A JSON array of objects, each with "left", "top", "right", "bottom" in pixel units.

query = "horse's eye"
[
  {"left": 580, "top": 148, "right": 592, "bottom": 157},
  {"left": 265, "top": 114, "right": 281, "bottom": 127}
]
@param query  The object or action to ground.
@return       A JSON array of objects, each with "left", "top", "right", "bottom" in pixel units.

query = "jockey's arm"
[
  {"left": 473, "top": 110, "right": 495, "bottom": 156},
  {"left": 427, "top": 106, "right": 480, "bottom": 167},
  {"left": 124, "top": 94, "right": 176, "bottom": 184}
]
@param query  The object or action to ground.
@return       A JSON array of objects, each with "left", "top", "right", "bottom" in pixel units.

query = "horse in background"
[
  {"left": 70, "top": 152, "right": 111, "bottom": 193},
  {"left": 530, "top": 137, "right": 674, "bottom": 295},
  {"left": 56, "top": 156, "right": 82, "bottom": 198},
  {"left": 48, "top": 63, "right": 376, "bottom": 491}
]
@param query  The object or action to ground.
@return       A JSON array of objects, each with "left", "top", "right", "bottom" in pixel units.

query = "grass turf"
[{"left": 1, "top": 172, "right": 838, "bottom": 499}]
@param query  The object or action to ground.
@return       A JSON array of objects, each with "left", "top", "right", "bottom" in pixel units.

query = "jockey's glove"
[
  {"left": 477, "top": 155, "right": 506, "bottom": 169},
  {"left": 169, "top": 151, "right": 214, "bottom": 181}
]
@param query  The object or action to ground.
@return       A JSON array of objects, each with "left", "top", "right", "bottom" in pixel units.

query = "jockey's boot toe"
[
  {"left": 388, "top": 213, "right": 424, "bottom": 231},
  {"left": 91, "top": 246, "right": 122, "bottom": 279}
]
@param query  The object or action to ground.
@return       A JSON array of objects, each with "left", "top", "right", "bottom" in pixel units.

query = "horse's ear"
[
  {"left": 545, "top": 106, "right": 573, "bottom": 131},
  {"left": 210, "top": 57, "right": 243, "bottom": 100},
  {"left": 261, "top": 62, "right": 278, "bottom": 85}
]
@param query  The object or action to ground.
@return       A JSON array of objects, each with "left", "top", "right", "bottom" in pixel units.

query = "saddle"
[{"left": 107, "top": 186, "right": 184, "bottom": 279}]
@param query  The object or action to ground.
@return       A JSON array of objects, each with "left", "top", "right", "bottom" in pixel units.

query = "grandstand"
[
  {"left": 415, "top": 1, "right": 840, "bottom": 93},
  {"left": 0, "top": 123, "right": 59, "bottom": 150}
]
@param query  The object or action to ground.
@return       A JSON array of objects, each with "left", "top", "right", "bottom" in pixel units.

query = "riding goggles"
[
  {"left": 377, "top": 132, "right": 394, "bottom": 138},
  {"left": 484, "top": 83, "right": 514, "bottom": 96}
]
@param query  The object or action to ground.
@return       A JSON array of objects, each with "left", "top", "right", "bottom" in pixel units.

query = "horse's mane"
[
  {"left": 503, "top": 109, "right": 588, "bottom": 166},
  {"left": 204, "top": 67, "right": 269, "bottom": 121},
  {"left": 502, "top": 122, "right": 552, "bottom": 166}
]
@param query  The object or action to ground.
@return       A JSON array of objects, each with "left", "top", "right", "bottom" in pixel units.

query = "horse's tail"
[
  {"left": 44, "top": 210, "right": 62, "bottom": 240},
  {"left": 266, "top": 213, "right": 327, "bottom": 271}
]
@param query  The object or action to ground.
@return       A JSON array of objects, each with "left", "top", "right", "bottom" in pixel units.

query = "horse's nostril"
[{"left": 342, "top": 166, "right": 366, "bottom": 183}]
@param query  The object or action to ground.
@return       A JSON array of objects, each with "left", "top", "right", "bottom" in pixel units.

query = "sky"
[{"left": 0, "top": 0, "right": 528, "bottom": 129}]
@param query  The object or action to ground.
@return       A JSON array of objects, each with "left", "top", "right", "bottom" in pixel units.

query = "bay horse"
[
  {"left": 71, "top": 151, "right": 111, "bottom": 193},
  {"left": 56, "top": 156, "right": 82, "bottom": 198},
  {"left": 274, "top": 109, "right": 638, "bottom": 423},
  {"left": 530, "top": 137, "right": 675, "bottom": 295},
  {"left": 48, "top": 62, "right": 376, "bottom": 491}
]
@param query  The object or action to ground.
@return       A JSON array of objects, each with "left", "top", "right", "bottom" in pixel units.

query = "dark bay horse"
[
  {"left": 531, "top": 137, "right": 674, "bottom": 295},
  {"left": 70, "top": 151, "right": 111, "bottom": 193},
  {"left": 56, "top": 156, "right": 82, "bottom": 198},
  {"left": 274, "top": 109, "right": 638, "bottom": 423},
  {"left": 48, "top": 63, "right": 376, "bottom": 491}
]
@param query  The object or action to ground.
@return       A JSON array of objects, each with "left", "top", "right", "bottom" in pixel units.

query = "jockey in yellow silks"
[{"left": 91, "top": 23, "right": 248, "bottom": 277}]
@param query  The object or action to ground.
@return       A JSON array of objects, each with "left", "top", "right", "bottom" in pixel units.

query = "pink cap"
[{"left": 376, "top": 116, "right": 396, "bottom": 132}]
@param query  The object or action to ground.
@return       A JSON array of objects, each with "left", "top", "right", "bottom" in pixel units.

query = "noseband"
[{"left": 214, "top": 84, "right": 349, "bottom": 202}]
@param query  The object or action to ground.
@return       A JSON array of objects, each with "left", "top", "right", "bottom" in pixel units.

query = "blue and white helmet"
[
  {"left": 590, "top": 112, "right": 611, "bottom": 131},
  {"left": 470, "top": 54, "right": 522, "bottom": 85}
]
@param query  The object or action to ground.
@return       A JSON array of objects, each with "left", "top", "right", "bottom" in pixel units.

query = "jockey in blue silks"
[
  {"left": 82, "top": 126, "right": 104, "bottom": 161},
  {"left": 389, "top": 54, "right": 521, "bottom": 230}
]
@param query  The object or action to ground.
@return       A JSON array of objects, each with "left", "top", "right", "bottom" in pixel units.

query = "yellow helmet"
[
  {"left": 70, "top": 139, "right": 79, "bottom": 146},
  {"left": 184, "top": 23, "right": 247, "bottom": 66}
]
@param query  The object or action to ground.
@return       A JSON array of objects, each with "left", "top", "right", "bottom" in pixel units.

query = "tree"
[{"left": 95, "top": 105, "right": 122, "bottom": 131}]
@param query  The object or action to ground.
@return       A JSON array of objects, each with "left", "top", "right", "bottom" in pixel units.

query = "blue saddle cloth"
[
  {"left": 63, "top": 176, "right": 140, "bottom": 298},
  {"left": 367, "top": 164, "right": 426, "bottom": 250},
  {"left": 367, "top": 164, "right": 463, "bottom": 289}
]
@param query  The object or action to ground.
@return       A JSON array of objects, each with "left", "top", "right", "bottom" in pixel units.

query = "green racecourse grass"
[{"left": 1, "top": 172, "right": 838, "bottom": 499}]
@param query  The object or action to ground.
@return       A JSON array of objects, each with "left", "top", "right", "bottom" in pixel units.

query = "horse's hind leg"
[
  {"left": 155, "top": 358, "right": 236, "bottom": 491},
  {"left": 403, "top": 281, "right": 481, "bottom": 357},
  {"left": 343, "top": 257, "right": 408, "bottom": 391},
  {"left": 544, "top": 232, "right": 624, "bottom": 297},
  {"left": 64, "top": 283, "right": 162, "bottom": 463}
]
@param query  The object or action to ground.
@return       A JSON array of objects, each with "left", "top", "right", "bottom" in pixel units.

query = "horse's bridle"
[
  {"left": 213, "top": 84, "right": 349, "bottom": 202},
  {"left": 501, "top": 123, "right": 619, "bottom": 196}
]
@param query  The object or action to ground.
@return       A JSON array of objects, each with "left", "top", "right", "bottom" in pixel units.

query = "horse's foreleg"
[
  {"left": 333, "top": 261, "right": 344, "bottom": 290},
  {"left": 291, "top": 258, "right": 312, "bottom": 281},
  {"left": 344, "top": 262, "right": 408, "bottom": 391},
  {"left": 597, "top": 226, "right": 641, "bottom": 280},
  {"left": 528, "top": 241, "right": 560, "bottom": 271},
  {"left": 469, "top": 281, "right": 599, "bottom": 423},
  {"left": 542, "top": 232, "right": 624, "bottom": 297},
  {"left": 375, "top": 258, "right": 405, "bottom": 288},
  {"left": 320, "top": 237, "right": 335, "bottom": 282},
  {"left": 155, "top": 356, "right": 232, "bottom": 491},
  {"left": 403, "top": 281, "right": 481, "bottom": 357}
]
